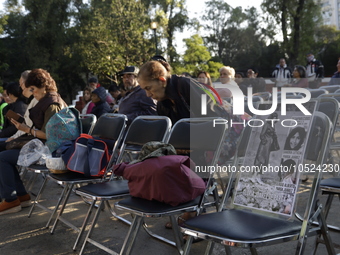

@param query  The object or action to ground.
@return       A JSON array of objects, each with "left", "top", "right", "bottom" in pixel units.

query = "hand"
[
  {"left": 10, "top": 118, "right": 30, "bottom": 133},
  {"left": 5, "top": 137, "right": 14, "bottom": 142}
]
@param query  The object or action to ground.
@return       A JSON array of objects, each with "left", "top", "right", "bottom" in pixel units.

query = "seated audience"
[
  {"left": 215, "top": 66, "right": 239, "bottom": 98},
  {"left": 81, "top": 86, "right": 95, "bottom": 114},
  {"left": 328, "top": 57, "right": 340, "bottom": 85},
  {"left": 0, "top": 82, "right": 28, "bottom": 139},
  {"left": 285, "top": 65, "right": 308, "bottom": 88},
  {"left": 0, "top": 93, "right": 8, "bottom": 131},
  {"left": 91, "top": 86, "right": 111, "bottom": 118},
  {"left": 235, "top": 72, "right": 248, "bottom": 95},
  {"left": 108, "top": 83, "right": 122, "bottom": 112},
  {"left": 0, "top": 68, "right": 66, "bottom": 215},
  {"left": 197, "top": 71, "right": 213, "bottom": 87},
  {"left": 88, "top": 77, "right": 114, "bottom": 105},
  {"left": 118, "top": 66, "right": 157, "bottom": 125},
  {"left": 243, "top": 68, "right": 266, "bottom": 93}
]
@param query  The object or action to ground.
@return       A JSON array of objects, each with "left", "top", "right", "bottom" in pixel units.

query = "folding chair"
[
  {"left": 27, "top": 113, "right": 127, "bottom": 230},
  {"left": 115, "top": 117, "right": 228, "bottom": 255},
  {"left": 72, "top": 116, "right": 171, "bottom": 253},
  {"left": 181, "top": 110, "right": 336, "bottom": 255},
  {"left": 253, "top": 91, "right": 271, "bottom": 101},
  {"left": 319, "top": 85, "right": 340, "bottom": 94},
  {"left": 79, "top": 113, "right": 97, "bottom": 135},
  {"left": 306, "top": 88, "right": 328, "bottom": 98},
  {"left": 311, "top": 96, "right": 340, "bottom": 252}
]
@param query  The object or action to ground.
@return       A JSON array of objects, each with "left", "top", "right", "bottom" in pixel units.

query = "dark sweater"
[
  {"left": 157, "top": 75, "right": 226, "bottom": 124},
  {"left": 29, "top": 92, "right": 66, "bottom": 130},
  {"left": 0, "top": 98, "right": 28, "bottom": 138},
  {"left": 91, "top": 87, "right": 111, "bottom": 119}
]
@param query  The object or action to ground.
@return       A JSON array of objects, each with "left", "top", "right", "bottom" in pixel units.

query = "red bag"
[
  {"left": 113, "top": 155, "right": 206, "bottom": 206},
  {"left": 67, "top": 134, "right": 109, "bottom": 177}
]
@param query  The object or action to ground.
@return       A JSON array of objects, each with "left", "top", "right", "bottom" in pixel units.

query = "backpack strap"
[{"left": 84, "top": 137, "right": 94, "bottom": 177}]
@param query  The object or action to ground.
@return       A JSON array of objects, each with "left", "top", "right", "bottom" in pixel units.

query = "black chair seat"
[
  {"left": 49, "top": 171, "right": 101, "bottom": 182},
  {"left": 182, "top": 209, "right": 301, "bottom": 241},
  {"left": 117, "top": 196, "right": 201, "bottom": 214},
  {"left": 27, "top": 164, "right": 49, "bottom": 171},
  {"left": 77, "top": 180, "right": 129, "bottom": 197},
  {"left": 320, "top": 178, "right": 340, "bottom": 189}
]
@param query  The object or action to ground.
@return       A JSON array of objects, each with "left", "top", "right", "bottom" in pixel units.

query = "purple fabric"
[{"left": 113, "top": 155, "right": 206, "bottom": 206}]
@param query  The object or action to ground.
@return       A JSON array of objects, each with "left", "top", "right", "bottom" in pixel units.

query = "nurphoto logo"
[{"left": 201, "top": 87, "right": 311, "bottom": 116}]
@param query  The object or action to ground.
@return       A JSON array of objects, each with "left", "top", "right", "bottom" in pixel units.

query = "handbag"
[
  {"left": 45, "top": 107, "right": 81, "bottom": 153},
  {"left": 113, "top": 155, "right": 206, "bottom": 206},
  {"left": 66, "top": 134, "right": 110, "bottom": 177},
  {"left": 6, "top": 134, "right": 35, "bottom": 150}
]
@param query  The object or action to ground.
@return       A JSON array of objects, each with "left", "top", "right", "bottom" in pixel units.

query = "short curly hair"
[{"left": 25, "top": 68, "right": 58, "bottom": 92}]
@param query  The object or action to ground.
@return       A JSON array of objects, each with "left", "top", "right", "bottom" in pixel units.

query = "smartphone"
[{"left": 5, "top": 109, "right": 25, "bottom": 123}]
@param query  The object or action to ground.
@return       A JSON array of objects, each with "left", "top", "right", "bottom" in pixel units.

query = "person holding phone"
[{"left": 0, "top": 82, "right": 28, "bottom": 140}]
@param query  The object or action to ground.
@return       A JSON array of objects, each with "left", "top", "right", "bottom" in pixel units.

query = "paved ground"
[{"left": 0, "top": 172, "right": 339, "bottom": 255}]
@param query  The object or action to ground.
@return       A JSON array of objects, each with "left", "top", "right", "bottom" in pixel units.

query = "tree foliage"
[
  {"left": 145, "top": 0, "right": 189, "bottom": 63},
  {"left": 261, "top": 0, "right": 322, "bottom": 66},
  {"left": 202, "top": 1, "right": 270, "bottom": 74},
  {"left": 75, "top": 0, "right": 152, "bottom": 81}
]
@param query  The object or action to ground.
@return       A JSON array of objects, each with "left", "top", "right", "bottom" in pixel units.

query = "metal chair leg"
[
  {"left": 204, "top": 241, "right": 216, "bottom": 255},
  {"left": 170, "top": 215, "right": 184, "bottom": 254},
  {"left": 182, "top": 235, "right": 193, "bottom": 255},
  {"left": 28, "top": 175, "right": 49, "bottom": 218},
  {"left": 120, "top": 215, "right": 144, "bottom": 255},
  {"left": 46, "top": 183, "right": 70, "bottom": 229},
  {"left": 50, "top": 183, "right": 75, "bottom": 233},
  {"left": 78, "top": 201, "right": 106, "bottom": 255},
  {"left": 73, "top": 199, "right": 98, "bottom": 250}
]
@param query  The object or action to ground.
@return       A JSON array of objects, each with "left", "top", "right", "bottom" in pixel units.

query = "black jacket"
[
  {"left": 91, "top": 87, "right": 111, "bottom": 119},
  {"left": 157, "top": 75, "right": 226, "bottom": 124},
  {"left": 0, "top": 98, "right": 28, "bottom": 138}
]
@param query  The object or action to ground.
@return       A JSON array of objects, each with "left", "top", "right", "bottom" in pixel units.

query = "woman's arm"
[{"left": 11, "top": 104, "right": 62, "bottom": 140}]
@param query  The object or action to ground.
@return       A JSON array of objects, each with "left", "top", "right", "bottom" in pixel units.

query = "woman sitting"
[
  {"left": 0, "top": 68, "right": 66, "bottom": 215},
  {"left": 0, "top": 82, "right": 28, "bottom": 139}
]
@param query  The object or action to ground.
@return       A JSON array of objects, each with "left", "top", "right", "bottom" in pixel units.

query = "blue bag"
[{"left": 45, "top": 107, "right": 81, "bottom": 153}]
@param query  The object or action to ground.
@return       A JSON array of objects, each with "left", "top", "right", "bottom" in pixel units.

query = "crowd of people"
[{"left": 0, "top": 52, "right": 338, "bottom": 217}]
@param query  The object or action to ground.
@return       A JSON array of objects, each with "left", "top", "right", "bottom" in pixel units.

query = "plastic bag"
[
  {"left": 17, "top": 139, "right": 51, "bottom": 167},
  {"left": 45, "top": 156, "right": 67, "bottom": 170}
]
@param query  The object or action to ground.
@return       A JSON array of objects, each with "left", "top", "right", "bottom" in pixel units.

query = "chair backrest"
[
  {"left": 317, "top": 92, "right": 340, "bottom": 104},
  {"left": 79, "top": 114, "right": 97, "bottom": 134},
  {"left": 316, "top": 94, "right": 340, "bottom": 147},
  {"left": 166, "top": 117, "right": 227, "bottom": 171},
  {"left": 90, "top": 113, "right": 127, "bottom": 155},
  {"left": 306, "top": 88, "right": 328, "bottom": 98},
  {"left": 167, "top": 117, "right": 226, "bottom": 150},
  {"left": 253, "top": 91, "right": 271, "bottom": 101},
  {"left": 319, "top": 85, "right": 340, "bottom": 94},
  {"left": 277, "top": 94, "right": 304, "bottom": 101},
  {"left": 251, "top": 95, "right": 264, "bottom": 103},
  {"left": 166, "top": 117, "right": 228, "bottom": 211},
  {"left": 115, "top": 115, "right": 172, "bottom": 165},
  {"left": 316, "top": 97, "right": 339, "bottom": 129},
  {"left": 91, "top": 113, "right": 126, "bottom": 141}
]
